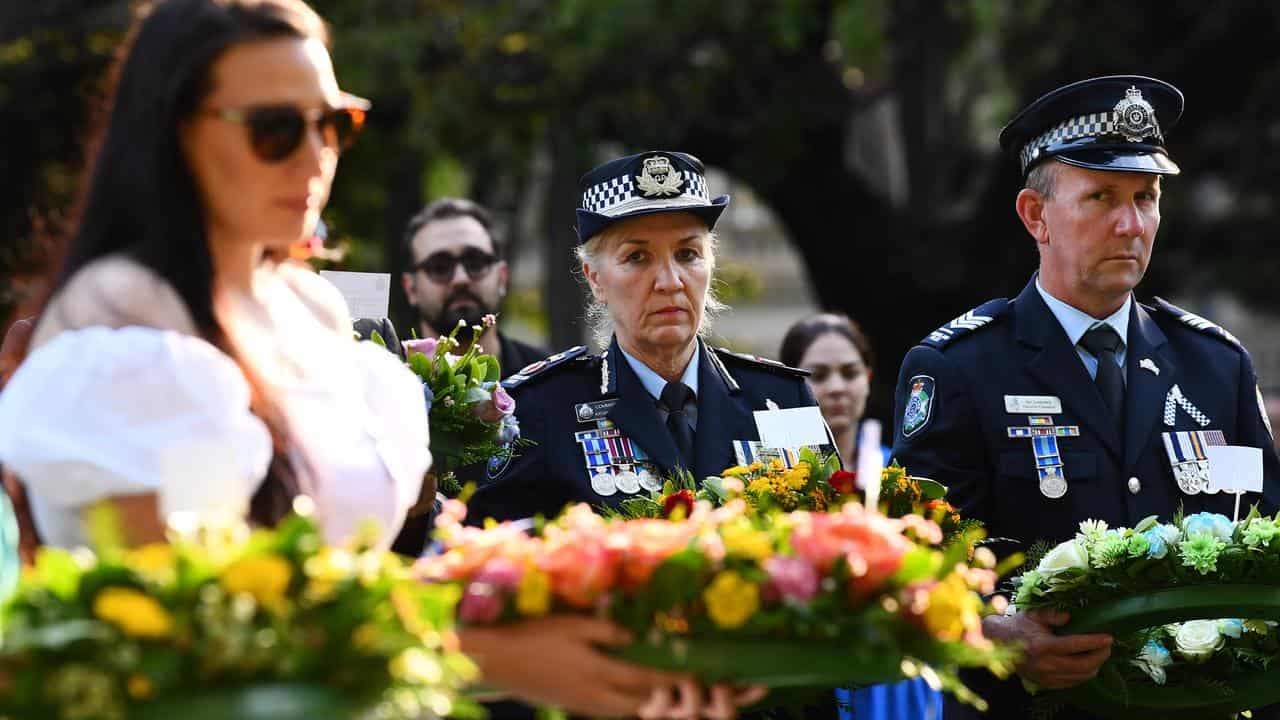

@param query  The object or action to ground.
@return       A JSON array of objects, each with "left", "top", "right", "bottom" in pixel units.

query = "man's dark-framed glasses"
[{"left": 414, "top": 249, "right": 499, "bottom": 283}]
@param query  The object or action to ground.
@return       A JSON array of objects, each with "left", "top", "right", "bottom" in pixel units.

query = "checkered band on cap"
[
  {"left": 581, "top": 168, "right": 711, "bottom": 217},
  {"left": 1019, "top": 110, "right": 1164, "bottom": 172}
]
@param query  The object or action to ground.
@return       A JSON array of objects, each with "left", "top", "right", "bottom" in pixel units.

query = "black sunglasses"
[
  {"left": 204, "top": 93, "right": 371, "bottom": 164},
  {"left": 413, "top": 249, "right": 499, "bottom": 283}
]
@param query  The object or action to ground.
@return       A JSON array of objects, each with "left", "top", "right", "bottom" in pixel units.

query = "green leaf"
[
  {"left": 369, "top": 329, "right": 387, "bottom": 348},
  {"left": 916, "top": 478, "right": 949, "bottom": 500},
  {"left": 892, "top": 546, "right": 942, "bottom": 584},
  {"left": 3, "top": 618, "right": 113, "bottom": 651}
]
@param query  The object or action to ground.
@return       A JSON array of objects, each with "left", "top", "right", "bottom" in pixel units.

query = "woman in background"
[{"left": 781, "top": 313, "right": 942, "bottom": 720}]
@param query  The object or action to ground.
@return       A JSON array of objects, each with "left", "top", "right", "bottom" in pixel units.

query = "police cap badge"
[
  {"left": 576, "top": 151, "right": 730, "bottom": 244},
  {"left": 1000, "top": 75, "right": 1184, "bottom": 177}
]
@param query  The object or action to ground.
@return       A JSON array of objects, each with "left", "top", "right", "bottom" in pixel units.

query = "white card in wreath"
[
  {"left": 753, "top": 407, "right": 829, "bottom": 450},
  {"left": 1205, "top": 445, "right": 1263, "bottom": 494}
]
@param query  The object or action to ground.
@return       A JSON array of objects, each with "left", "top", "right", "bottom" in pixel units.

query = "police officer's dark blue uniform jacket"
[
  {"left": 891, "top": 76, "right": 1280, "bottom": 720},
  {"left": 467, "top": 337, "right": 816, "bottom": 524}
]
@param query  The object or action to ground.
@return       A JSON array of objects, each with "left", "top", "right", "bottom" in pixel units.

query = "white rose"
[
  {"left": 1036, "top": 539, "right": 1090, "bottom": 579},
  {"left": 1174, "top": 620, "right": 1225, "bottom": 662}
]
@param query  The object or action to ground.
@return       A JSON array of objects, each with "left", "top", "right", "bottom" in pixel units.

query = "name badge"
[{"left": 1005, "top": 395, "right": 1063, "bottom": 415}]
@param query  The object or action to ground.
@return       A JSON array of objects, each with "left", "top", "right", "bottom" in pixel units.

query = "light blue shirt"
[
  {"left": 619, "top": 343, "right": 699, "bottom": 430},
  {"left": 1036, "top": 278, "right": 1131, "bottom": 381}
]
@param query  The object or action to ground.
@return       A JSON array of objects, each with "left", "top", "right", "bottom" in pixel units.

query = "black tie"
[
  {"left": 1079, "top": 324, "right": 1125, "bottom": 428},
  {"left": 659, "top": 381, "right": 696, "bottom": 469}
]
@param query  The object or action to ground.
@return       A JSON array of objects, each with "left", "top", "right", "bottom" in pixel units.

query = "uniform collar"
[
  {"left": 618, "top": 341, "right": 700, "bottom": 402},
  {"left": 1036, "top": 276, "right": 1132, "bottom": 347}
]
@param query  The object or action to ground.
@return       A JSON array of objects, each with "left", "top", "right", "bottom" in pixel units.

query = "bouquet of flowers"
[
  {"left": 608, "top": 454, "right": 977, "bottom": 547},
  {"left": 419, "top": 497, "right": 1015, "bottom": 709},
  {"left": 1011, "top": 509, "right": 1280, "bottom": 718},
  {"left": 377, "top": 316, "right": 523, "bottom": 484},
  {"left": 0, "top": 502, "right": 475, "bottom": 720}
]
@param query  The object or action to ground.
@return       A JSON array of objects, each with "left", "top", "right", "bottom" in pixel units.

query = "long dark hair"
[
  {"left": 779, "top": 313, "right": 876, "bottom": 372},
  {"left": 41, "top": 0, "right": 329, "bottom": 526}
]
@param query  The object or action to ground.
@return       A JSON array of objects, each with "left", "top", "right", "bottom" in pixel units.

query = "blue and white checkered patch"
[
  {"left": 581, "top": 169, "right": 712, "bottom": 217},
  {"left": 1020, "top": 110, "right": 1164, "bottom": 172}
]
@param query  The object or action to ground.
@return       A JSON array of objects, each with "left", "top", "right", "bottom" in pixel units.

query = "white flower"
[
  {"left": 1077, "top": 519, "right": 1109, "bottom": 542},
  {"left": 1174, "top": 620, "right": 1225, "bottom": 663},
  {"left": 1218, "top": 619, "right": 1244, "bottom": 639},
  {"left": 1131, "top": 640, "right": 1172, "bottom": 685},
  {"left": 1154, "top": 523, "right": 1183, "bottom": 545},
  {"left": 1036, "top": 539, "right": 1090, "bottom": 580}
]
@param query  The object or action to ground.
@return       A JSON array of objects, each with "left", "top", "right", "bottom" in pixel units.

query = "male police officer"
[{"left": 891, "top": 76, "right": 1280, "bottom": 718}]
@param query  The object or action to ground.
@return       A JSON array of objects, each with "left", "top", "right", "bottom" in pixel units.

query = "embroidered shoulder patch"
[
  {"left": 711, "top": 347, "right": 810, "bottom": 378},
  {"left": 1150, "top": 297, "right": 1243, "bottom": 350},
  {"left": 920, "top": 299, "right": 1008, "bottom": 349},
  {"left": 501, "top": 345, "right": 591, "bottom": 391},
  {"left": 902, "top": 374, "right": 935, "bottom": 437}
]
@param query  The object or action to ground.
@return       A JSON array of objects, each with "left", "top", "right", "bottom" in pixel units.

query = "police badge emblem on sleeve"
[{"left": 902, "top": 375, "right": 935, "bottom": 437}]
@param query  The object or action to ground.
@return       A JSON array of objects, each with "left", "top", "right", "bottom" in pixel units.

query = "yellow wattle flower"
[
  {"left": 127, "top": 674, "right": 155, "bottom": 699},
  {"left": 721, "top": 465, "right": 750, "bottom": 478},
  {"left": 93, "top": 587, "right": 173, "bottom": 639},
  {"left": 703, "top": 571, "right": 760, "bottom": 629},
  {"left": 221, "top": 554, "right": 293, "bottom": 609},
  {"left": 515, "top": 567, "right": 551, "bottom": 617},
  {"left": 720, "top": 523, "right": 773, "bottom": 561},
  {"left": 920, "top": 574, "right": 981, "bottom": 642}
]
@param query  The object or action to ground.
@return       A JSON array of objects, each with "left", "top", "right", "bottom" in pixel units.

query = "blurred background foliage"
[{"left": 4, "top": 0, "right": 1280, "bottom": 415}]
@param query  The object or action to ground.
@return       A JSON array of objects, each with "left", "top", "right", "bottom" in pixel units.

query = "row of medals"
[{"left": 591, "top": 465, "right": 663, "bottom": 497}]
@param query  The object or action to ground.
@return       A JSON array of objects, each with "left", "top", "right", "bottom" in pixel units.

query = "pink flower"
[
  {"left": 475, "top": 386, "right": 516, "bottom": 423},
  {"left": 403, "top": 337, "right": 439, "bottom": 358},
  {"left": 458, "top": 581, "right": 505, "bottom": 624},
  {"left": 474, "top": 557, "right": 524, "bottom": 591},
  {"left": 492, "top": 385, "right": 515, "bottom": 415},
  {"left": 763, "top": 555, "right": 820, "bottom": 603},
  {"left": 539, "top": 512, "right": 620, "bottom": 607},
  {"left": 789, "top": 505, "right": 910, "bottom": 599},
  {"left": 612, "top": 519, "right": 698, "bottom": 590}
]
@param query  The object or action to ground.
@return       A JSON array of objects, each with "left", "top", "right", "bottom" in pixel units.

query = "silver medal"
[
  {"left": 1038, "top": 466, "right": 1068, "bottom": 499},
  {"left": 591, "top": 471, "right": 618, "bottom": 497},
  {"left": 638, "top": 467, "right": 662, "bottom": 492},
  {"left": 615, "top": 470, "right": 641, "bottom": 494},
  {"left": 1173, "top": 461, "right": 1208, "bottom": 495}
]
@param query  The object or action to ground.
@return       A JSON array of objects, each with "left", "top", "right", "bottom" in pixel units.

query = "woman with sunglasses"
[
  {"left": 0, "top": 1, "right": 725, "bottom": 717},
  {"left": 779, "top": 313, "right": 944, "bottom": 720}
]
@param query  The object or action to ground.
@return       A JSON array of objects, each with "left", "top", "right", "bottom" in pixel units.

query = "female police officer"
[{"left": 468, "top": 151, "right": 819, "bottom": 522}]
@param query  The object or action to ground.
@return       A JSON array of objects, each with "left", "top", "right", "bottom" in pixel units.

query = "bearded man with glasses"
[{"left": 399, "top": 198, "right": 547, "bottom": 377}]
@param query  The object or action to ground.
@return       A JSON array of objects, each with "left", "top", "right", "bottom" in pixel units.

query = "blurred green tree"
[{"left": 4, "top": 0, "right": 1280, "bottom": 413}]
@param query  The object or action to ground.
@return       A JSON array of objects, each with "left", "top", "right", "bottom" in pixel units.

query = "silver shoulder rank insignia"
[
  {"left": 1259, "top": 385, "right": 1274, "bottom": 440},
  {"left": 921, "top": 298, "right": 1007, "bottom": 349},
  {"left": 1151, "top": 298, "right": 1243, "bottom": 349},
  {"left": 1113, "top": 86, "right": 1160, "bottom": 143},
  {"left": 635, "top": 155, "right": 683, "bottom": 197}
]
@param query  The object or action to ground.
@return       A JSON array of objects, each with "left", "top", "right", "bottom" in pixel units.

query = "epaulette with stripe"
[
  {"left": 1149, "top": 297, "right": 1243, "bottom": 350},
  {"left": 920, "top": 298, "right": 1009, "bottom": 349},
  {"left": 501, "top": 346, "right": 591, "bottom": 390},
  {"left": 711, "top": 346, "right": 810, "bottom": 378}
]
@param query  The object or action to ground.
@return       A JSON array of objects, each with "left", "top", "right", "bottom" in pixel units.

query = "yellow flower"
[
  {"left": 703, "top": 571, "right": 760, "bottom": 629},
  {"left": 221, "top": 554, "right": 293, "bottom": 609},
  {"left": 784, "top": 465, "right": 810, "bottom": 490},
  {"left": 515, "top": 567, "right": 551, "bottom": 617},
  {"left": 93, "top": 587, "right": 173, "bottom": 639},
  {"left": 768, "top": 458, "right": 785, "bottom": 473},
  {"left": 721, "top": 465, "right": 750, "bottom": 478},
  {"left": 747, "top": 477, "right": 772, "bottom": 495},
  {"left": 920, "top": 574, "right": 982, "bottom": 642},
  {"left": 127, "top": 674, "right": 154, "bottom": 699},
  {"left": 720, "top": 522, "right": 773, "bottom": 561},
  {"left": 125, "top": 544, "right": 175, "bottom": 584}
]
